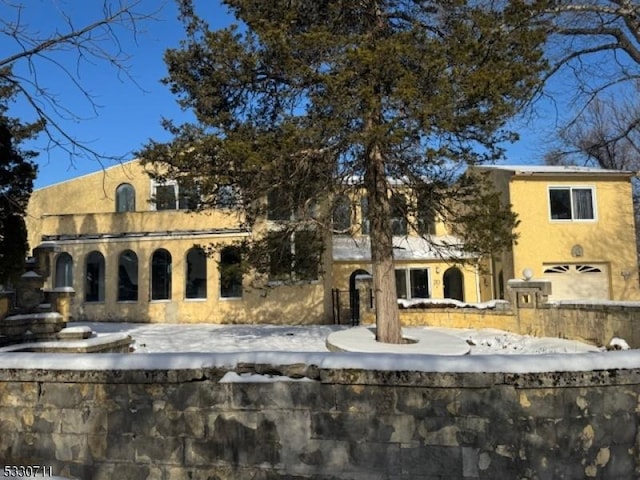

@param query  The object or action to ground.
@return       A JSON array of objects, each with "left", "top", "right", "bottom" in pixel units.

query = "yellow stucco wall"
[
  {"left": 508, "top": 175, "right": 640, "bottom": 300},
  {"left": 331, "top": 259, "right": 482, "bottom": 302},
  {"left": 47, "top": 236, "right": 328, "bottom": 325},
  {"left": 26, "top": 160, "right": 331, "bottom": 324}
]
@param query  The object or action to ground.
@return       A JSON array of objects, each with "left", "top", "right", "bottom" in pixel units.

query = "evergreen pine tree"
[{"left": 141, "top": 0, "right": 547, "bottom": 343}]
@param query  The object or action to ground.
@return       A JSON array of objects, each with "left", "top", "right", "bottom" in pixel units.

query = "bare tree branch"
[{"left": 0, "top": 0, "right": 163, "bottom": 164}]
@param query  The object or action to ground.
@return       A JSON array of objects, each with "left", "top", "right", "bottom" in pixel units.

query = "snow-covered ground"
[{"left": 76, "top": 321, "right": 604, "bottom": 355}]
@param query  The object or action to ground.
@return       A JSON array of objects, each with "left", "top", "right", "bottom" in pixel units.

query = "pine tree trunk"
[{"left": 365, "top": 143, "right": 402, "bottom": 344}]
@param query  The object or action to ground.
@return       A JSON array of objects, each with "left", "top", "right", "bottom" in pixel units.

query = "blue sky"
[{"left": 4, "top": 1, "right": 557, "bottom": 189}]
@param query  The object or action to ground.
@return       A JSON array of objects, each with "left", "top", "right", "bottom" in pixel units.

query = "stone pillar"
[
  {"left": 49, "top": 287, "right": 75, "bottom": 322},
  {"left": 506, "top": 279, "right": 551, "bottom": 309},
  {"left": 355, "top": 274, "right": 374, "bottom": 324},
  {"left": 15, "top": 271, "right": 45, "bottom": 313},
  {"left": 32, "top": 241, "right": 59, "bottom": 282}
]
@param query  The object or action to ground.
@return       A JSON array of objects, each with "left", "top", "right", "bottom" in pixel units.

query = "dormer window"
[{"left": 115, "top": 183, "right": 135, "bottom": 212}]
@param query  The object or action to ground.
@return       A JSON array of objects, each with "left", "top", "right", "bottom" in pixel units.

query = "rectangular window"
[
  {"left": 267, "top": 189, "right": 292, "bottom": 221},
  {"left": 152, "top": 180, "right": 202, "bottom": 211},
  {"left": 294, "top": 231, "right": 320, "bottom": 281},
  {"left": 549, "top": 187, "right": 595, "bottom": 220},
  {"left": 178, "top": 181, "right": 201, "bottom": 210},
  {"left": 268, "top": 230, "right": 320, "bottom": 282},
  {"left": 395, "top": 268, "right": 430, "bottom": 300},
  {"left": 216, "top": 185, "right": 239, "bottom": 209},
  {"left": 269, "top": 234, "right": 293, "bottom": 282},
  {"left": 155, "top": 185, "right": 177, "bottom": 211}
]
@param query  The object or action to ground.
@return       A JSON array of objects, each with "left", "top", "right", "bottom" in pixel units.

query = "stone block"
[
  {"left": 133, "top": 434, "right": 184, "bottom": 464},
  {"left": 347, "top": 442, "right": 401, "bottom": 475},
  {"left": 456, "top": 386, "right": 518, "bottom": 418},
  {"left": 394, "top": 387, "right": 458, "bottom": 418},
  {"left": 186, "top": 413, "right": 282, "bottom": 467},
  {"left": 61, "top": 405, "right": 107, "bottom": 435},
  {"left": 38, "top": 382, "right": 93, "bottom": 408},
  {"left": 229, "top": 381, "right": 329, "bottom": 411},
  {"left": 310, "top": 411, "right": 396, "bottom": 443},
  {"left": 400, "top": 445, "right": 462, "bottom": 477},
  {"left": 602, "top": 444, "right": 635, "bottom": 479},
  {"left": 334, "top": 384, "right": 395, "bottom": 414}
]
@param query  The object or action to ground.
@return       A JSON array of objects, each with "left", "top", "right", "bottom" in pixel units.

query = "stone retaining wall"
[{"left": 1, "top": 360, "right": 639, "bottom": 479}]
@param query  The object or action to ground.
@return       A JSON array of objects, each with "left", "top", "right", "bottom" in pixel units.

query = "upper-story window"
[
  {"left": 417, "top": 196, "right": 436, "bottom": 235},
  {"left": 549, "top": 187, "right": 595, "bottom": 221},
  {"left": 152, "top": 180, "right": 201, "bottom": 211},
  {"left": 267, "top": 188, "right": 292, "bottom": 221},
  {"left": 215, "top": 185, "right": 239, "bottom": 209},
  {"left": 332, "top": 195, "right": 352, "bottom": 233},
  {"left": 116, "top": 183, "right": 136, "bottom": 212},
  {"left": 390, "top": 193, "right": 408, "bottom": 236},
  {"left": 268, "top": 230, "right": 320, "bottom": 282},
  {"left": 360, "top": 196, "right": 370, "bottom": 235}
]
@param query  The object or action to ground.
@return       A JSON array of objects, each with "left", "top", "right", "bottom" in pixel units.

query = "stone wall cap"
[
  {"left": 52, "top": 287, "right": 75, "bottom": 293},
  {"left": 21, "top": 271, "right": 42, "bottom": 279},
  {"left": 0, "top": 349, "right": 640, "bottom": 377}
]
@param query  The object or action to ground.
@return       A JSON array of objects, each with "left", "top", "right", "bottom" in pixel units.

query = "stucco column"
[
  {"left": 355, "top": 274, "right": 374, "bottom": 325},
  {"left": 507, "top": 279, "right": 552, "bottom": 309},
  {"left": 16, "top": 271, "right": 45, "bottom": 313},
  {"left": 0, "top": 291, "right": 12, "bottom": 320},
  {"left": 49, "top": 287, "right": 75, "bottom": 322}
]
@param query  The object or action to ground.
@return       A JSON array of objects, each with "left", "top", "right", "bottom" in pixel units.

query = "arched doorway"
[
  {"left": 349, "top": 269, "right": 370, "bottom": 325},
  {"left": 443, "top": 267, "right": 464, "bottom": 301}
]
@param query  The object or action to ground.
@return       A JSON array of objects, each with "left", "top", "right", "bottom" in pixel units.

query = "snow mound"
[{"left": 398, "top": 298, "right": 509, "bottom": 310}]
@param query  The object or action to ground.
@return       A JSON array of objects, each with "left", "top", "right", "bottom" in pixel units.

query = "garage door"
[{"left": 542, "top": 264, "right": 610, "bottom": 301}]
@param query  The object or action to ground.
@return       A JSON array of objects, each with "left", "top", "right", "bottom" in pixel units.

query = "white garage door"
[{"left": 542, "top": 264, "right": 610, "bottom": 301}]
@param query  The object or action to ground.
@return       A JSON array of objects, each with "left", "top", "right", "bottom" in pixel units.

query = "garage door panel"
[{"left": 543, "top": 264, "right": 610, "bottom": 301}]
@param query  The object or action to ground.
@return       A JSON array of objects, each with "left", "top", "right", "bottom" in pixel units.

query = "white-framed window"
[
  {"left": 151, "top": 180, "right": 201, "bottom": 211},
  {"left": 548, "top": 186, "right": 596, "bottom": 221},
  {"left": 395, "top": 268, "right": 430, "bottom": 300}
]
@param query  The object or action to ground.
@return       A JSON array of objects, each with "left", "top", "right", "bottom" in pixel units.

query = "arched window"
[
  {"left": 186, "top": 247, "right": 207, "bottom": 299},
  {"left": 443, "top": 267, "right": 464, "bottom": 302},
  {"left": 54, "top": 253, "right": 73, "bottom": 288},
  {"left": 220, "top": 247, "right": 243, "bottom": 298},
  {"left": 151, "top": 249, "right": 172, "bottom": 300},
  {"left": 85, "top": 251, "right": 105, "bottom": 302},
  {"left": 118, "top": 250, "right": 138, "bottom": 301},
  {"left": 115, "top": 183, "right": 136, "bottom": 212},
  {"left": 332, "top": 195, "right": 352, "bottom": 233}
]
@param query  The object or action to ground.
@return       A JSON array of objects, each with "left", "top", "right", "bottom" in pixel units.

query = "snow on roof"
[
  {"left": 476, "top": 165, "right": 635, "bottom": 176},
  {"left": 332, "top": 235, "right": 475, "bottom": 261}
]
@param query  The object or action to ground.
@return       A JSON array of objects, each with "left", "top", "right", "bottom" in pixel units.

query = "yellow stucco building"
[
  {"left": 475, "top": 165, "right": 640, "bottom": 301},
  {"left": 24, "top": 161, "right": 639, "bottom": 325}
]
